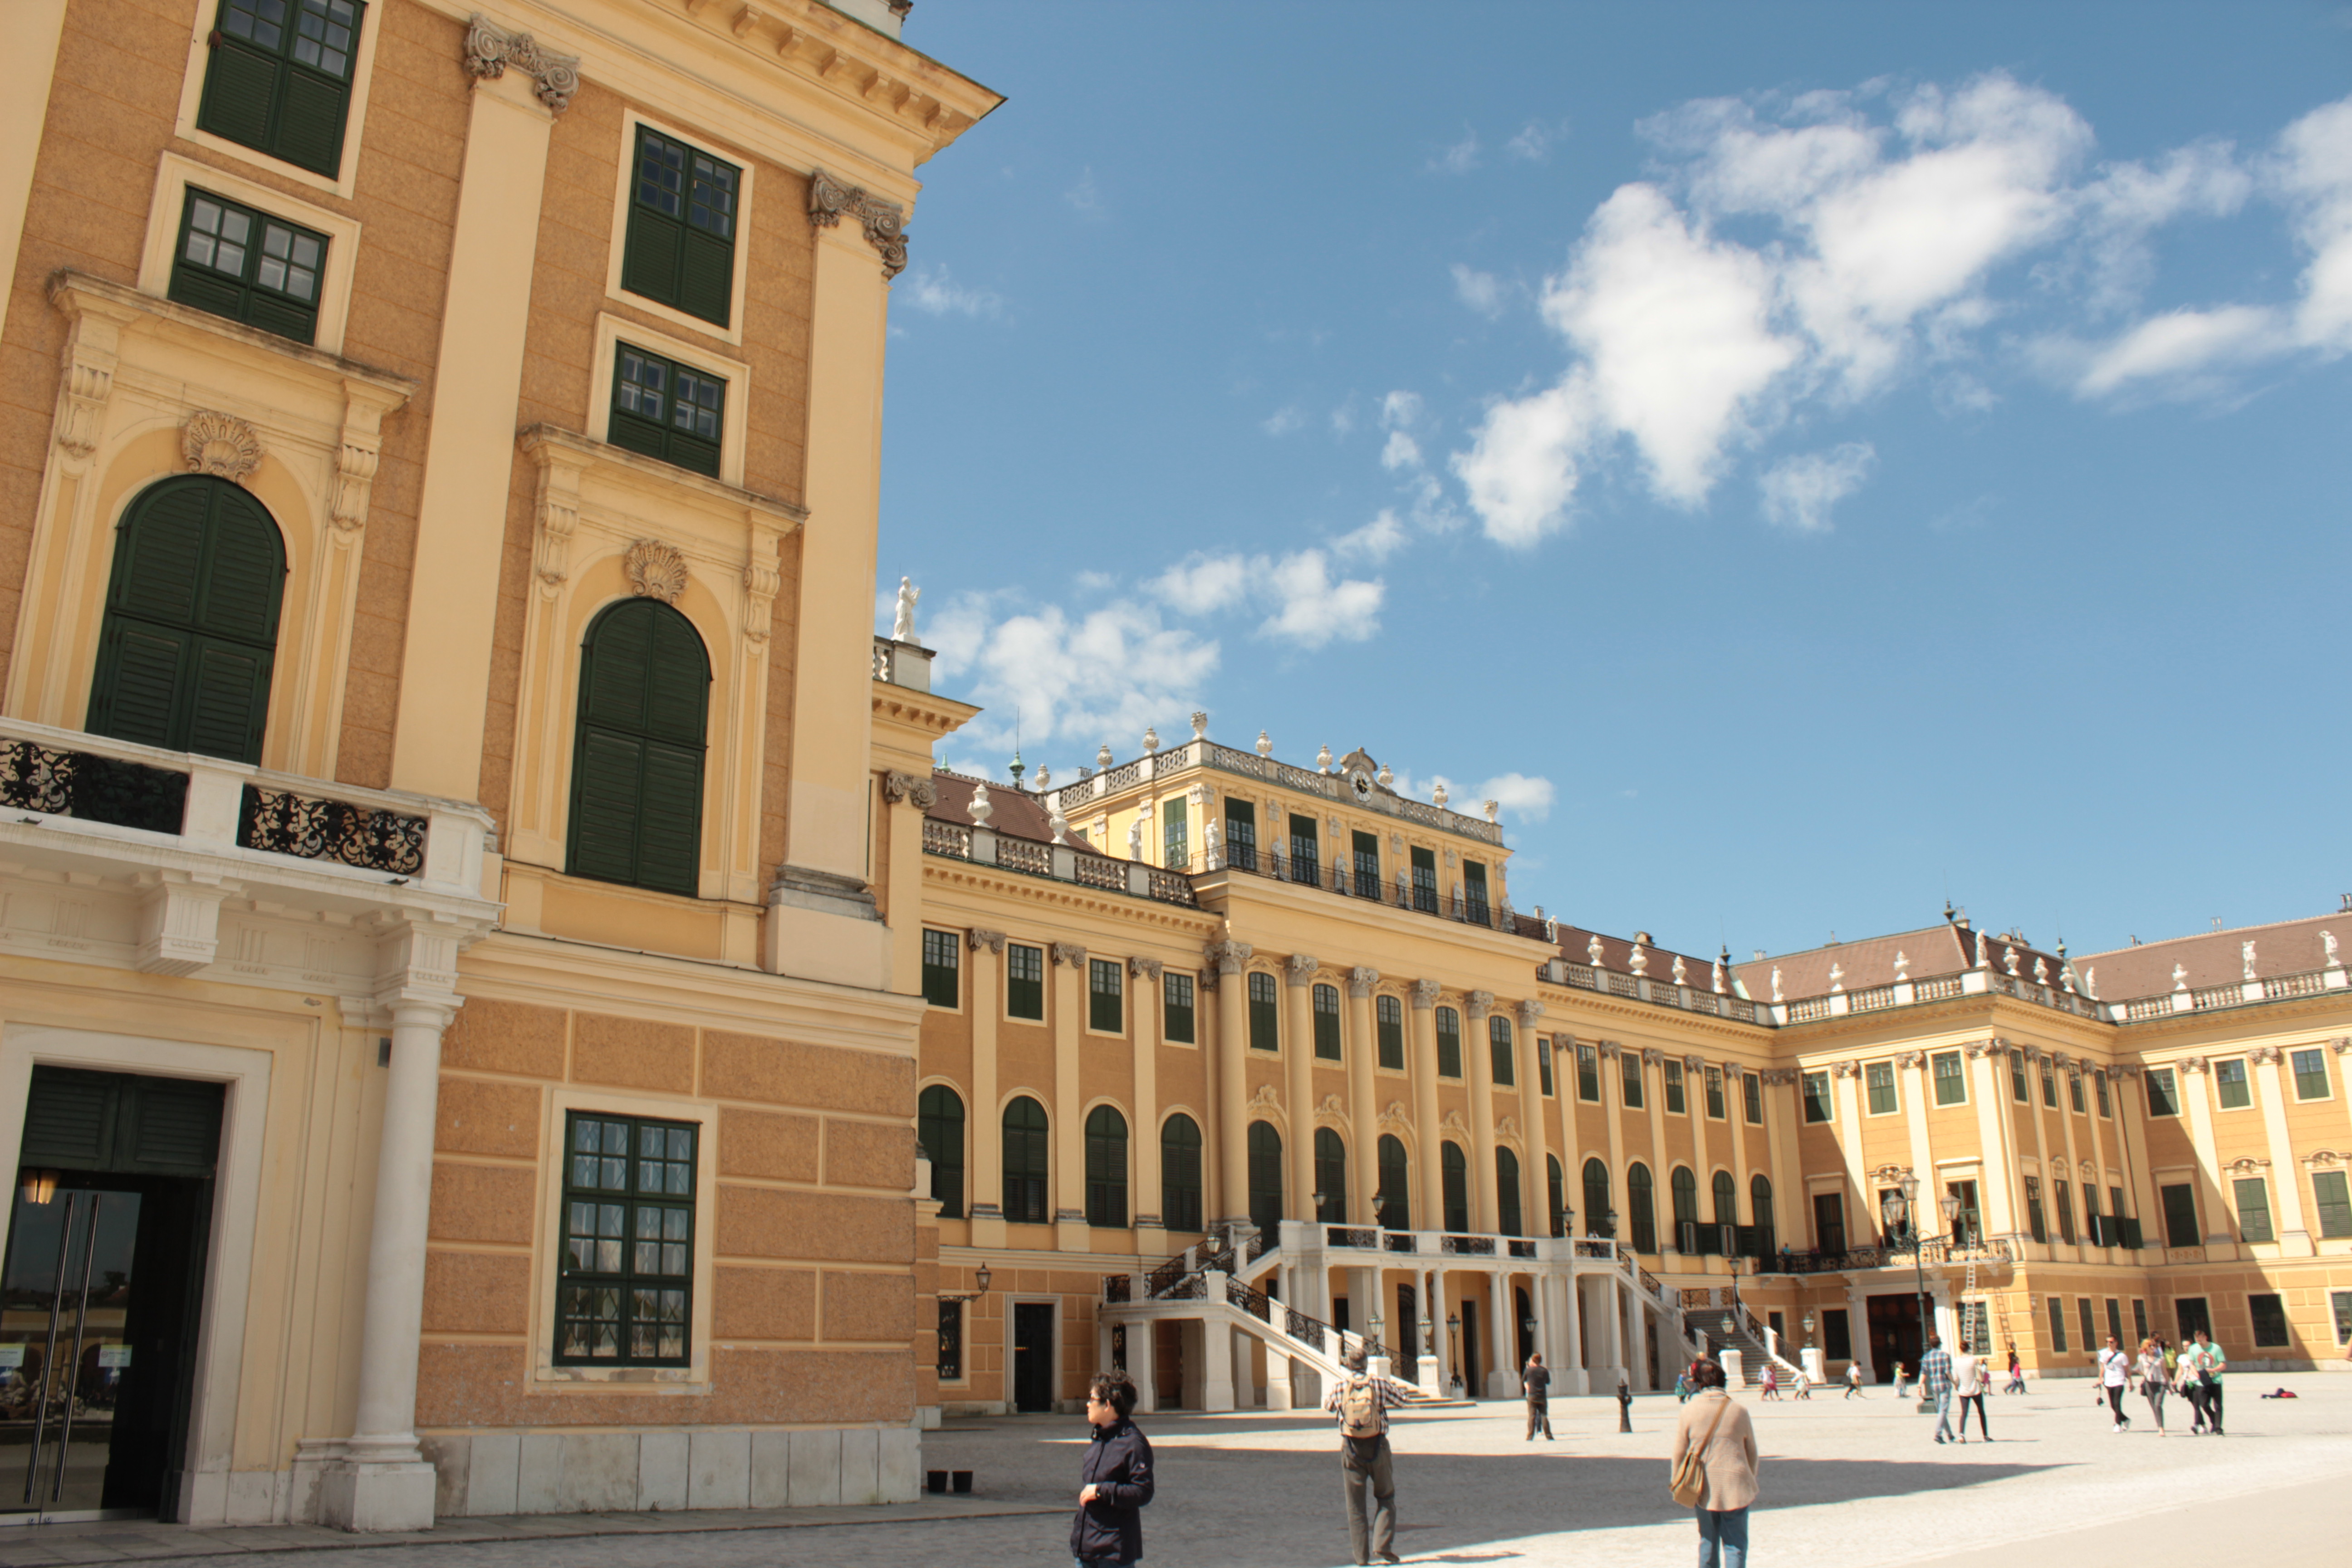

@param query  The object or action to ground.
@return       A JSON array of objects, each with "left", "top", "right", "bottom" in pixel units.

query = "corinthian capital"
[
  {"left": 1517, "top": 998, "right": 1545, "bottom": 1030},
  {"left": 882, "top": 770, "right": 938, "bottom": 809},
  {"left": 1206, "top": 939, "right": 1253, "bottom": 975},
  {"left": 1466, "top": 990, "right": 1495, "bottom": 1014},
  {"left": 967, "top": 928, "right": 1007, "bottom": 954},
  {"left": 1411, "top": 979, "right": 1441, "bottom": 1009},
  {"left": 1349, "top": 966, "right": 1380, "bottom": 999},
  {"left": 1052, "top": 942, "right": 1088, "bottom": 969},
  {"left": 1129, "top": 955, "right": 1164, "bottom": 982},
  {"left": 1284, "top": 954, "right": 1319, "bottom": 987}
]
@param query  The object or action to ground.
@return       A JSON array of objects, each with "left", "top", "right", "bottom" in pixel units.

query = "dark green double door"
[{"left": 2, "top": 1068, "right": 220, "bottom": 1522}]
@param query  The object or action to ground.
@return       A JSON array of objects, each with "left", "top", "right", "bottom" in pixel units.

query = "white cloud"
[
  {"left": 1475, "top": 772, "right": 1557, "bottom": 822},
  {"left": 1431, "top": 130, "right": 1481, "bottom": 175},
  {"left": 1152, "top": 555, "right": 1250, "bottom": 615},
  {"left": 931, "top": 597, "right": 1218, "bottom": 757},
  {"left": 1380, "top": 390, "right": 1424, "bottom": 430},
  {"left": 1259, "top": 549, "right": 1383, "bottom": 648},
  {"left": 900, "top": 265, "right": 1004, "bottom": 318},
  {"left": 1333, "top": 511, "right": 1409, "bottom": 563},
  {"left": 1380, "top": 430, "right": 1423, "bottom": 470},
  {"left": 2073, "top": 306, "right": 2284, "bottom": 395},
  {"left": 1758, "top": 442, "right": 1876, "bottom": 532},
  {"left": 1262, "top": 405, "right": 1308, "bottom": 436},
  {"left": 2276, "top": 96, "right": 2352, "bottom": 350},
  {"left": 1451, "top": 263, "right": 1505, "bottom": 316},
  {"left": 1451, "top": 374, "right": 1597, "bottom": 546},
  {"left": 2077, "top": 142, "right": 2251, "bottom": 310},
  {"left": 1506, "top": 119, "right": 1566, "bottom": 162}
]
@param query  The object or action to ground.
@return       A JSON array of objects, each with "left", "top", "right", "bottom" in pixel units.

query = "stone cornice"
[
  {"left": 919, "top": 859, "right": 1220, "bottom": 939},
  {"left": 872, "top": 685, "right": 980, "bottom": 740},
  {"left": 1533, "top": 982, "right": 1771, "bottom": 1046}
]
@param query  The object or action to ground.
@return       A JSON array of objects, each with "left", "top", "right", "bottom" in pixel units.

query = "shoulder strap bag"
[{"left": 1669, "top": 1395, "right": 1732, "bottom": 1507}]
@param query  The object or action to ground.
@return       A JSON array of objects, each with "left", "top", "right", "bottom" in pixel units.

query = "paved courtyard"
[{"left": 6, "top": 1379, "right": 2348, "bottom": 1568}]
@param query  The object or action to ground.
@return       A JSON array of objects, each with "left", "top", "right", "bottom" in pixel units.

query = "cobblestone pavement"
[{"left": 7, "top": 1380, "right": 2349, "bottom": 1568}]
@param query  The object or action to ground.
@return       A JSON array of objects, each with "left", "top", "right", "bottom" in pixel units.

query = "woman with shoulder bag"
[
  {"left": 2135, "top": 1339, "right": 2167, "bottom": 1436},
  {"left": 1671, "top": 1357, "right": 1759, "bottom": 1568}
]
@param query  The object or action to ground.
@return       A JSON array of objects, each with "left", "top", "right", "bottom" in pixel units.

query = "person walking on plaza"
[
  {"left": 2003, "top": 1345, "right": 2026, "bottom": 1394},
  {"left": 1792, "top": 1366, "right": 1812, "bottom": 1400},
  {"left": 1523, "top": 1352, "right": 1554, "bottom": 1440},
  {"left": 2185, "top": 1328, "right": 2226, "bottom": 1435},
  {"left": 1071, "top": 1371, "right": 1154, "bottom": 1568},
  {"left": 1676, "top": 1367, "right": 1691, "bottom": 1403},
  {"left": 1845, "top": 1362, "right": 1864, "bottom": 1399},
  {"left": 1672, "top": 1357, "right": 1760, "bottom": 1568},
  {"left": 2098, "top": 1335, "right": 2132, "bottom": 1431},
  {"left": 1952, "top": 1342, "right": 1989, "bottom": 1442},
  {"left": 1919, "top": 1335, "right": 1955, "bottom": 1444},
  {"left": 2135, "top": 1338, "right": 2169, "bottom": 1435},
  {"left": 1759, "top": 1362, "right": 1779, "bottom": 1400},
  {"left": 2177, "top": 1340, "right": 2209, "bottom": 1433},
  {"left": 1325, "top": 1344, "right": 1412, "bottom": 1566},
  {"left": 1891, "top": 1359, "right": 1908, "bottom": 1399}
]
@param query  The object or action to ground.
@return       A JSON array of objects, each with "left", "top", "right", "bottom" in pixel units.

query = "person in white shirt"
[
  {"left": 2097, "top": 1335, "right": 2132, "bottom": 1431},
  {"left": 1952, "top": 1347, "right": 1989, "bottom": 1441}
]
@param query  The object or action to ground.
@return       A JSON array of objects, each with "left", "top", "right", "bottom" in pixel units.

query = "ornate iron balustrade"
[
  {"left": 0, "top": 737, "right": 189, "bottom": 834},
  {"left": 1382, "top": 1231, "right": 1420, "bottom": 1253},
  {"left": 1441, "top": 1233, "right": 1495, "bottom": 1255},
  {"left": 1508, "top": 1239, "right": 1538, "bottom": 1259},
  {"left": 1325, "top": 1226, "right": 1379, "bottom": 1250},
  {"left": 1244, "top": 1230, "right": 1276, "bottom": 1264},
  {"left": 1102, "top": 1274, "right": 1132, "bottom": 1303},
  {"left": 238, "top": 784, "right": 426, "bottom": 875}
]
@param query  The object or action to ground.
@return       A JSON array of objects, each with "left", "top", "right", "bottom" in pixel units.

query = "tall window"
[
  {"left": 1621, "top": 1051, "right": 1644, "bottom": 1109},
  {"left": 1084, "top": 1106, "right": 1128, "bottom": 1228},
  {"left": 1812, "top": 1191, "right": 1845, "bottom": 1253},
  {"left": 557, "top": 1112, "right": 696, "bottom": 1365},
  {"left": 2147, "top": 1067, "right": 2180, "bottom": 1116},
  {"left": 1670, "top": 1166, "right": 1699, "bottom": 1251},
  {"left": 1410, "top": 846, "right": 1439, "bottom": 912},
  {"left": 2078, "top": 1297, "right": 2097, "bottom": 1352},
  {"left": 2096, "top": 1071, "right": 2112, "bottom": 1117},
  {"left": 2046, "top": 1295, "right": 2068, "bottom": 1352},
  {"left": 1537, "top": 1039, "right": 1554, "bottom": 1096},
  {"left": 1225, "top": 800, "right": 1257, "bottom": 872},
  {"left": 1441, "top": 1143, "right": 1470, "bottom": 1233},
  {"left": 566, "top": 598, "right": 709, "bottom": 896},
  {"left": 1313, "top": 984, "right": 1343, "bottom": 1060},
  {"left": 609, "top": 344, "right": 725, "bottom": 477},
  {"left": 2233, "top": 1176, "right": 2274, "bottom": 1243},
  {"left": 1162, "top": 794, "right": 1188, "bottom": 869},
  {"left": 1314, "top": 1129, "right": 1348, "bottom": 1222},
  {"left": 2292, "top": 1047, "right": 2332, "bottom": 1101},
  {"left": 1703, "top": 1066, "right": 1724, "bottom": 1119},
  {"left": 1287, "top": 813, "right": 1319, "bottom": 884},
  {"left": 2249, "top": 1293, "right": 2290, "bottom": 1347},
  {"left": 1489, "top": 1014, "right": 1515, "bottom": 1086},
  {"left": 1582, "top": 1158, "right": 1611, "bottom": 1238},
  {"left": 1163, "top": 972, "right": 1196, "bottom": 1044},
  {"left": 2040, "top": 1063, "right": 2058, "bottom": 1107},
  {"left": 1866, "top": 1061, "right": 1897, "bottom": 1115},
  {"left": 2011, "top": 1053, "right": 2030, "bottom": 1102},
  {"left": 197, "top": 0, "right": 364, "bottom": 176},
  {"left": 1750, "top": 1176, "right": 1774, "bottom": 1253},
  {"left": 1248, "top": 972, "right": 1280, "bottom": 1050},
  {"left": 1007, "top": 944, "right": 1045, "bottom": 1020},
  {"left": 1376, "top": 995, "right": 1404, "bottom": 1069},
  {"left": 1627, "top": 1163, "right": 1656, "bottom": 1254},
  {"left": 1664, "top": 1060, "right": 1686, "bottom": 1114},
  {"left": 1496, "top": 1148, "right": 1523, "bottom": 1236},
  {"left": 1547, "top": 1155, "right": 1566, "bottom": 1237},
  {"left": 1352, "top": 830, "right": 1381, "bottom": 900},
  {"left": 1743, "top": 1072, "right": 1764, "bottom": 1124},
  {"left": 2313, "top": 1170, "right": 2352, "bottom": 1239},
  {"left": 2068, "top": 1072, "right": 2086, "bottom": 1115},
  {"left": 1089, "top": 959, "right": 1124, "bottom": 1034},
  {"left": 1802, "top": 1071, "right": 1832, "bottom": 1123},
  {"left": 1462, "top": 860, "right": 1490, "bottom": 921},
  {"left": 169, "top": 190, "right": 328, "bottom": 343},
  {"left": 2024, "top": 1176, "right": 2047, "bottom": 1244},
  {"left": 88, "top": 476, "right": 286, "bottom": 764},
  {"left": 1377, "top": 1136, "right": 1410, "bottom": 1229},
  {"left": 2333, "top": 1290, "right": 2352, "bottom": 1346},
  {"left": 2215, "top": 1059, "right": 2251, "bottom": 1109},
  {"left": 1001, "top": 1098, "right": 1049, "bottom": 1225},
  {"left": 937, "top": 1299, "right": 962, "bottom": 1381},
  {"left": 2160, "top": 1182, "right": 2199, "bottom": 1248},
  {"left": 622, "top": 127, "right": 740, "bottom": 326},
  {"left": 1932, "top": 1051, "right": 1965, "bottom": 1106},
  {"left": 917, "top": 1086, "right": 964, "bottom": 1218},
  {"left": 1247, "top": 1121, "right": 1284, "bottom": 1232},
  {"left": 1576, "top": 1043, "right": 1601, "bottom": 1102},
  {"left": 1435, "top": 1007, "right": 1463, "bottom": 1078},
  {"left": 920, "top": 930, "right": 960, "bottom": 1008},
  {"left": 2055, "top": 1180, "right": 2075, "bottom": 1244},
  {"left": 1161, "top": 1115, "right": 1203, "bottom": 1232},
  {"left": 1713, "top": 1170, "right": 1738, "bottom": 1235}
]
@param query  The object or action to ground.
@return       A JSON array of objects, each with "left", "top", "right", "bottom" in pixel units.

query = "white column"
[
  {"left": 320, "top": 925, "right": 462, "bottom": 1530},
  {"left": 1488, "top": 1271, "right": 1513, "bottom": 1396},
  {"left": 1201, "top": 1278, "right": 1235, "bottom": 1411},
  {"left": 1560, "top": 1266, "right": 1586, "bottom": 1394},
  {"left": 1131, "top": 1323, "right": 1157, "bottom": 1413}
]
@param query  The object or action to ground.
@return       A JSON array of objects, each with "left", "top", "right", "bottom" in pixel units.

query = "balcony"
[
  {"left": 921, "top": 818, "right": 1197, "bottom": 908},
  {"left": 1207, "top": 839, "right": 1537, "bottom": 934}
]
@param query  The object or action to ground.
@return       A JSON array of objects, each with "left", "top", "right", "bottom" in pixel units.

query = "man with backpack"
[
  {"left": 1323, "top": 1344, "right": 1413, "bottom": 1566},
  {"left": 1522, "top": 1351, "right": 1553, "bottom": 1440}
]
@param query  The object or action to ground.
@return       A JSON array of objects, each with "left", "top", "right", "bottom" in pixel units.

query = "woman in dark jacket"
[{"left": 1072, "top": 1371, "right": 1155, "bottom": 1566}]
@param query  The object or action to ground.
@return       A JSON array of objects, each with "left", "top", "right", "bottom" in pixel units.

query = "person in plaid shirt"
[
  {"left": 1323, "top": 1345, "right": 1415, "bottom": 1565},
  {"left": 1919, "top": 1333, "right": 1956, "bottom": 1444}
]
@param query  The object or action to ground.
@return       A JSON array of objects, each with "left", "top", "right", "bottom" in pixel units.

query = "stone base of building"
[
  {"left": 417, "top": 1426, "right": 922, "bottom": 1517},
  {"left": 314, "top": 1458, "right": 438, "bottom": 1533}
]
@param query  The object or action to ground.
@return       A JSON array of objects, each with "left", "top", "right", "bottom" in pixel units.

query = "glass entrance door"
[{"left": 2, "top": 1184, "right": 143, "bottom": 1520}]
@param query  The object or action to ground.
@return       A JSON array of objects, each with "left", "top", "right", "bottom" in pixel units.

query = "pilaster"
[
  {"left": 2250, "top": 1047, "right": 2313, "bottom": 1253},
  {"left": 1409, "top": 981, "right": 1443, "bottom": 1232},
  {"left": 1208, "top": 941, "right": 1251, "bottom": 1228},
  {"left": 966, "top": 930, "right": 1005, "bottom": 1246},
  {"left": 1465, "top": 991, "right": 1498, "bottom": 1232},
  {"left": 1283, "top": 955, "right": 1318, "bottom": 1222},
  {"left": 1051, "top": 943, "right": 1088, "bottom": 1246},
  {"left": 1129, "top": 955, "right": 1165, "bottom": 1232},
  {"left": 1345, "top": 967, "right": 1380, "bottom": 1222}
]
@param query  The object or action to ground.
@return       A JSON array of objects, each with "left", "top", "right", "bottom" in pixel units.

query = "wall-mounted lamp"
[{"left": 940, "top": 1263, "right": 994, "bottom": 1305}]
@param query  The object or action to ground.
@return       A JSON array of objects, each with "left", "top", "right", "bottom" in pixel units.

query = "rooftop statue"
[
  {"left": 892, "top": 576, "right": 920, "bottom": 643},
  {"left": 2241, "top": 940, "right": 2257, "bottom": 980},
  {"left": 1771, "top": 966, "right": 1784, "bottom": 1002}
]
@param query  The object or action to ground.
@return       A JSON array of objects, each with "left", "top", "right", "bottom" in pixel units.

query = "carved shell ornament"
[
  {"left": 625, "top": 539, "right": 688, "bottom": 603},
  {"left": 182, "top": 411, "right": 264, "bottom": 483}
]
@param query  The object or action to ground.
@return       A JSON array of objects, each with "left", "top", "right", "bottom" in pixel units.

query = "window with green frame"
[
  {"left": 1489, "top": 1015, "right": 1514, "bottom": 1086},
  {"left": 1375, "top": 995, "right": 1404, "bottom": 1069},
  {"left": 621, "top": 126, "right": 740, "bottom": 326},
  {"left": 1801, "top": 1070, "right": 1831, "bottom": 1123},
  {"left": 2215, "top": 1058, "right": 2252, "bottom": 1109},
  {"left": 2045, "top": 1294, "right": 2068, "bottom": 1352},
  {"left": 2160, "top": 1181, "right": 2198, "bottom": 1247},
  {"left": 1663, "top": 1059, "right": 1686, "bottom": 1114},
  {"left": 557, "top": 1112, "right": 696, "bottom": 1365},
  {"left": 2234, "top": 1176, "right": 2274, "bottom": 1243},
  {"left": 2146, "top": 1067, "right": 2181, "bottom": 1116},
  {"left": 1161, "top": 794, "right": 1188, "bottom": 869},
  {"left": 920, "top": 929, "right": 960, "bottom": 1009},
  {"left": 1931, "top": 1051, "right": 1965, "bottom": 1106},
  {"left": 2291, "top": 1047, "right": 2332, "bottom": 1101},
  {"left": 2314, "top": 1170, "right": 2352, "bottom": 1239},
  {"left": 2095, "top": 1071, "right": 2112, "bottom": 1117},
  {"left": 2011, "top": 1052, "right": 2030, "bottom": 1102},
  {"left": 917, "top": 1084, "right": 964, "bottom": 1218},
  {"left": 1743, "top": 1071, "right": 1764, "bottom": 1124},
  {"left": 1007, "top": 943, "right": 1044, "bottom": 1020},
  {"left": 1084, "top": 1106, "right": 1128, "bottom": 1228},
  {"left": 1576, "top": 1043, "right": 1600, "bottom": 1102},
  {"left": 2068, "top": 1071, "right": 2086, "bottom": 1115},
  {"left": 1435, "top": 1006, "right": 1463, "bottom": 1078},
  {"left": 1621, "top": 1051, "right": 1644, "bottom": 1109},
  {"left": 168, "top": 190, "right": 328, "bottom": 343},
  {"left": 1248, "top": 972, "right": 1279, "bottom": 1050},
  {"left": 608, "top": 344, "right": 725, "bottom": 476},
  {"left": 1162, "top": 971, "right": 1195, "bottom": 1044},
  {"left": 1702, "top": 1066, "right": 1723, "bottom": 1118},
  {"left": 1312, "top": 983, "right": 1343, "bottom": 1059},
  {"left": 197, "top": 0, "right": 364, "bottom": 177},
  {"left": 1537, "top": 1037, "right": 1554, "bottom": 1096},
  {"left": 565, "top": 598, "right": 709, "bottom": 896},
  {"left": 1866, "top": 1060, "right": 1897, "bottom": 1114},
  {"left": 1088, "top": 958, "right": 1123, "bottom": 1034},
  {"left": 86, "top": 476, "right": 286, "bottom": 764},
  {"left": 2249, "top": 1292, "right": 2290, "bottom": 1347}
]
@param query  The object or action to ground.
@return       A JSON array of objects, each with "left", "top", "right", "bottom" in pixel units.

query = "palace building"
[{"left": 2, "top": 0, "right": 2348, "bottom": 1540}]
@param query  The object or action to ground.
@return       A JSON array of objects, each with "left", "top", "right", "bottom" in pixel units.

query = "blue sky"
[{"left": 870, "top": 1, "right": 2352, "bottom": 971}]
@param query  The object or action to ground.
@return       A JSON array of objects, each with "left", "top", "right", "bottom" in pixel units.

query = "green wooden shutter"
[
  {"left": 195, "top": 495, "right": 286, "bottom": 643},
  {"left": 569, "top": 729, "right": 647, "bottom": 884},
  {"left": 632, "top": 742, "right": 702, "bottom": 894},
  {"left": 277, "top": 66, "right": 351, "bottom": 176},
  {"left": 622, "top": 203, "right": 683, "bottom": 303},
  {"left": 679, "top": 228, "right": 733, "bottom": 326},
  {"left": 185, "top": 642, "right": 273, "bottom": 761},
  {"left": 196, "top": 37, "right": 281, "bottom": 150},
  {"left": 567, "top": 600, "right": 709, "bottom": 894},
  {"left": 91, "top": 625, "right": 193, "bottom": 749}
]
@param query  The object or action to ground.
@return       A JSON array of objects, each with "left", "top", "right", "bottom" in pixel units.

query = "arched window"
[
  {"left": 1377, "top": 1135, "right": 1410, "bottom": 1229},
  {"left": 1627, "top": 1163, "right": 1657, "bottom": 1254},
  {"left": 1441, "top": 1142, "right": 1469, "bottom": 1233},
  {"left": 1547, "top": 1154, "right": 1566, "bottom": 1238},
  {"left": 1496, "top": 1147, "right": 1523, "bottom": 1236},
  {"left": 1713, "top": 1170, "right": 1739, "bottom": 1230},
  {"left": 567, "top": 598, "right": 710, "bottom": 896},
  {"left": 1750, "top": 1174, "right": 1775, "bottom": 1254},
  {"left": 1161, "top": 1114, "right": 1203, "bottom": 1233},
  {"left": 88, "top": 475, "right": 287, "bottom": 763},
  {"left": 917, "top": 1085, "right": 964, "bottom": 1218},
  {"left": 1246, "top": 1121, "right": 1284, "bottom": 1233},
  {"left": 1489, "top": 1014, "right": 1515, "bottom": 1086},
  {"left": 1001, "top": 1097, "right": 1049, "bottom": 1225},
  {"left": 1671, "top": 1166, "right": 1699, "bottom": 1252},
  {"left": 1084, "top": 1106, "right": 1128, "bottom": 1228},
  {"left": 1313, "top": 1128, "right": 1348, "bottom": 1221},
  {"left": 1582, "top": 1157, "right": 1612, "bottom": 1238}
]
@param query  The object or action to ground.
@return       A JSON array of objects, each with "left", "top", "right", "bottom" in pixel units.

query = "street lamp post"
[{"left": 1446, "top": 1312, "right": 1462, "bottom": 1392}]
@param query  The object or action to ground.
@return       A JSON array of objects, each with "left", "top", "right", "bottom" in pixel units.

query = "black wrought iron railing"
[
  {"left": 238, "top": 784, "right": 426, "bottom": 875},
  {"left": 0, "top": 736, "right": 187, "bottom": 834}
]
